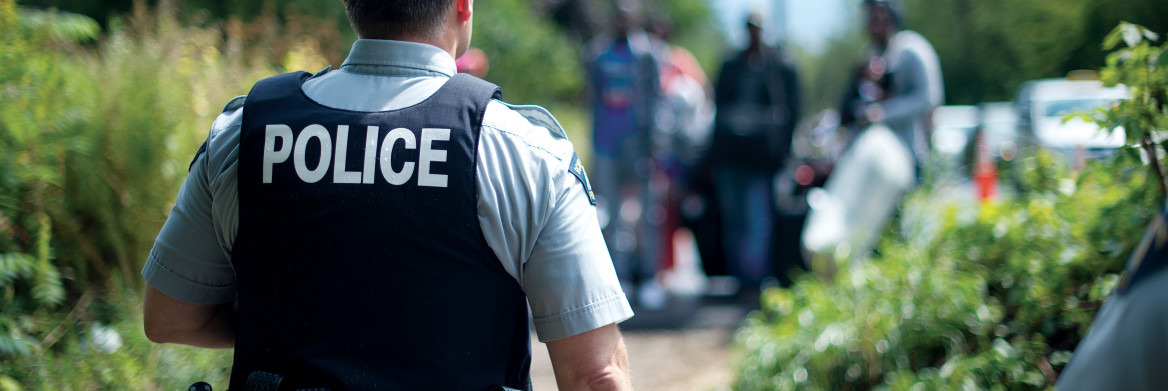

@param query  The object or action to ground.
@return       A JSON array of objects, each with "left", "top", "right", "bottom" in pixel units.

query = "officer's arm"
[
  {"left": 546, "top": 323, "right": 631, "bottom": 391},
  {"left": 143, "top": 284, "right": 236, "bottom": 349}
]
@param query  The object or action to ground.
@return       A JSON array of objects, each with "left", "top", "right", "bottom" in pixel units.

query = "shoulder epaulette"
[
  {"left": 311, "top": 65, "right": 332, "bottom": 79},
  {"left": 501, "top": 102, "right": 569, "bottom": 140},
  {"left": 222, "top": 95, "right": 246, "bottom": 113}
]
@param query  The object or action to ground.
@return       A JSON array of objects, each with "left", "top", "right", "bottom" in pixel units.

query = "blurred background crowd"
[{"left": 3, "top": 0, "right": 1168, "bottom": 389}]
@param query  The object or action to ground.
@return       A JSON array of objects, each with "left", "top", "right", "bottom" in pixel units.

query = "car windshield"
[{"left": 1042, "top": 99, "right": 1117, "bottom": 118}]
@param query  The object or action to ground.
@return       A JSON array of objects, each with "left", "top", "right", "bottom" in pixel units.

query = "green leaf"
[
  {"left": 0, "top": 319, "right": 32, "bottom": 357},
  {"left": 1063, "top": 112, "right": 1092, "bottom": 124},
  {"left": 1103, "top": 25, "right": 1125, "bottom": 51},
  {"left": 1142, "top": 27, "right": 1160, "bottom": 43},
  {"left": 0, "top": 253, "right": 36, "bottom": 288},
  {"left": 0, "top": 375, "right": 22, "bottom": 391},
  {"left": 0, "top": 334, "right": 32, "bottom": 356},
  {"left": 1122, "top": 23, "right": 1145, "bottom": 48},
  {"left": 31, "top": 265, "right": 64, "bottom": 306},
  {"left": 17, "top": 7, "right": 99, "bottom": 43}
]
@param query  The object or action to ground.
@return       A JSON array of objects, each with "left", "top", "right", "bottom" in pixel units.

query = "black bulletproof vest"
[{"left": 232, "top": 72, "right": 530, "bottom": 390}]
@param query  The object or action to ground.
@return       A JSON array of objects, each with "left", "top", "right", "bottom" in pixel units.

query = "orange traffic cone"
[{"left": 973, "top": 132, "right": 998, "bottom": 202}]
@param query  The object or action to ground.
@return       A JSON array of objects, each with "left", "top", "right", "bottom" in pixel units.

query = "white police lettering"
[
  {"left": 362, "top": 126, "right": 379, "bottom": 184},
  {"left": 333, "top": 125, "right": 362, "bottom": 184},
  {"left": 260, "top": 124, "right": 451, "bottom": 188},
  {"left": 294, "top": 124, "right": 332, "bottom": 183},
  {"left": 262, "top": 124, "right": 293, "bottom": 183},
  {"left": 418, "top": 128, "right": 450, "bottom": 188},
  {"left": 380, "top": 127, "right": 416, "bottom": 185}
]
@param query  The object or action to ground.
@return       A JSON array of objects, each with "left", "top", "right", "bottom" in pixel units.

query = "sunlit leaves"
[
  {"left": 1096, "top": 23, "right": 1168, "bottom": 194},
  {"left": 1104, "top": 22, "right": 1160, "bottom": 51},
  {"left": 733, "top": 148, "right": 1158, "bottom": 390},
  {"left": 16, "top": 7, "right": 97, "bottom": 43}
]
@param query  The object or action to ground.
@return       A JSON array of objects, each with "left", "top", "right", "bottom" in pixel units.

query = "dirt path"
[
  {"left": 528, "top": 237, "right": 744, "bottom": 390},
  {"left": 529, "top": 327, "right": 737, "bottom": 391}
]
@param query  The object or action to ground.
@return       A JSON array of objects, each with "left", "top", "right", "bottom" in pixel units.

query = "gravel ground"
[{"left": 529, "top": 326, "right": 737, "bottom": 391}]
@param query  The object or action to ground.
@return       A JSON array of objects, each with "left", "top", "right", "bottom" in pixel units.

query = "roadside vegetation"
[
  {"left": 1, "top": 1, "right": 273, "bottom": 388},
  {"left": 733, "top": 24, "right": 1168, "bottom": 390}
]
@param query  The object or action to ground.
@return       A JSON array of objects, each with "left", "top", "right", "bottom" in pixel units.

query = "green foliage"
[
  {"left": 0, "top": 0, "right": 72, "bottom": 362},
  {"left": 732, "top": 150, "right": 1159, "bottom": 390},
  {"left": 472, "top": 0, "right": 583, "bottom": 105},
  {"left": 1097, "top": 23, "right": 1167, "bottom": 146},
  {"left": 1, "top": 2, "right": 273, "bottom": 388},
  {"left": 903, "top": 0, "right": 1093, "bottom": 104},
  {"left": 0, "top": 282, "right": 233, "bottom": 391},
  {"left": 647, "top": 0, "right": 725, "bottom": 78},
  {"left": 1089, "top": 23, "right": 1168, "bottom": 197},
  {"left": 791, "top": 30, "right": 867, "bottom": 118},
  {"left": 902, "top": 0, "right": 1168, "bottom": 104},
  {"left": 15, "top": 4, "right": 97, "bottom": 42},
  {"left": 739, "top": 17, "right": 1168, "bottom": 384},
  {"left": 734, "top": 22, "right": 1168, "bottom": 391}
]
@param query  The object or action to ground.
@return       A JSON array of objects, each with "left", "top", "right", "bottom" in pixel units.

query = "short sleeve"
[
  {"left": 141, "top": 108, "right": 241, "bottom": 305},
  {"left": 475, "top": 101, "right": 632, "bottom": 342},
  {"left": 524, "top": 170, "right": 633, "bottom": 341}
]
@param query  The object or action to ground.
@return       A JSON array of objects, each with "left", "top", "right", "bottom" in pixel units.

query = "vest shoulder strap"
[{"left": 245, "top": 71, "right": 311, "bottom": 106}]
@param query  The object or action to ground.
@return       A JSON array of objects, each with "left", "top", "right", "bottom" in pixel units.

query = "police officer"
[{"left": 140, "top": 1, "right": 634, "bottom": 390}]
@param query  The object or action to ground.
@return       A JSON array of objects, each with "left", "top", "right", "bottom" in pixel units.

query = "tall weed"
[{"left": 1, "top": 1, "right": 334, "bottom": 388}]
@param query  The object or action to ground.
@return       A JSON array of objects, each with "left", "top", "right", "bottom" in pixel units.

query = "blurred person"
[
  {"left": 855, "top": 0, "right": 944, "bottom": 180},
  {"left": 455, "top": 46, "right": 489, "bottom": 77},
  {"left": 1057, "top": 205, "right": 1168, "bottom": 390},
  {"left": 707, "top": 11, "right": 800, "bottom": 293},
  {"left": 648, "top": 16, "right": 712, "bottom": 166},
  {"left": 800, "top": 0, "right": 937, "bottom": 272},
  {"left": 839, "top": 55, "right": 893, "bottom": 143},
  {"left": 140, "top": 0, "right": 634, "bottom": 390},
  {"left": 583, "top": 0, "right": 661, "bottom": 308},
  {"left": 646, "top": 16, "right": 716, "bottom": 297}
]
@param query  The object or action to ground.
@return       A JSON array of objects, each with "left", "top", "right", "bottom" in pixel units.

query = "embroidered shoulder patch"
[{"left": 569, "top": 153, "right": 597, "bottom": 205}]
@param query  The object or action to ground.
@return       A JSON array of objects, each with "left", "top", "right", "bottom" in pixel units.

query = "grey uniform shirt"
[{"left": 142, "top": 39, "right": 632, "bottom": 342}]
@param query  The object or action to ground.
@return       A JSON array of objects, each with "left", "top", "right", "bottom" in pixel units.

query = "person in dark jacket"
[{"left": 707, "top": 11, "right": 800, "bottom": 292}]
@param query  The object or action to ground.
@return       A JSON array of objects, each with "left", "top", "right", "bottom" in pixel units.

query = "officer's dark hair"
[{"left": 344, "top": 0, "right": 454, "bottom": 40}]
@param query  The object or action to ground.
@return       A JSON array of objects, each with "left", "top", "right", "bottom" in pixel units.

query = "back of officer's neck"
[{"left": 360, "top": 32, "right": 462, "bottom": 59}]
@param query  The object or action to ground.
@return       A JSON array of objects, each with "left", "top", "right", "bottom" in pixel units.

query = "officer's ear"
[{"left": 456, "top": 0, "right": 472, "bottom": 22}]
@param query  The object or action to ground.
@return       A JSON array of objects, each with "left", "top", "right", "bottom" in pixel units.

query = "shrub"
[
  {"left": 732, "top": 22, "right": 1168, "bottom": 390},
  {"left": 0, "top": 2, "right": 318, "bottom": 388},
  {"left": 733, "top": 149, "right": 1158, "bottom": 390}
]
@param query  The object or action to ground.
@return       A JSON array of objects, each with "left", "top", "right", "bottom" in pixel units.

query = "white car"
[
  {"left": 1015, "top": 78, "right": 1129, "bottom": 161},
  {"left": 931, "top": 105, "right": 980, "bottom": 159}
]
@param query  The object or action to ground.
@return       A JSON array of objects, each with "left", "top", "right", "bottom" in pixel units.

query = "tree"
[
  {"left": 902, "top": 0, "right": 1168, "bottom": 104},
  {"left": 1092, "top": 23, "right": 1168, "bottom": 196}
]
